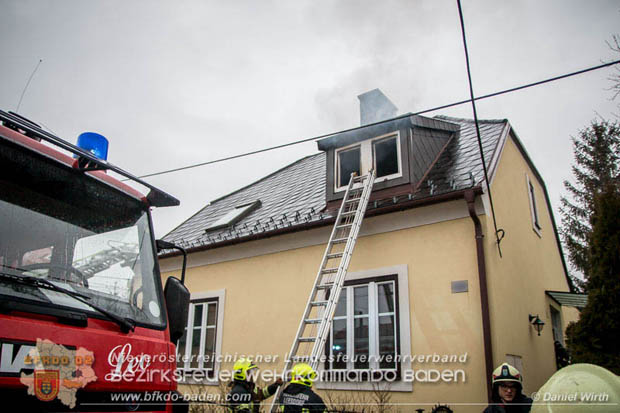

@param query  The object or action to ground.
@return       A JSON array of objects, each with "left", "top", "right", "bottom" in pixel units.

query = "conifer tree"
[
  {"left": 560, "top": 120, "right": 620, "bottom": 289},
  {"left": 565, "top": 181, "right": 620, "bottom": 374}
]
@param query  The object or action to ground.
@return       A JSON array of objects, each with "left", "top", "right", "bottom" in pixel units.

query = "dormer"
[{"left": 317, "top": 89, "right": 461, "bottom": 204}]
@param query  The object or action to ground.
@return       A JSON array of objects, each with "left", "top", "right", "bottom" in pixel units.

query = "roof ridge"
[{"left": 435, "top": 115, "right": 508, "bottom": 124}]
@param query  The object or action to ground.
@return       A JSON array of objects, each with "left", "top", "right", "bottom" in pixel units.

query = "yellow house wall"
[
  {"left": 162, "top": 205, "right": 491, "bottom": 412},
  {"left": 482, "top": 133, "right": 578, "bottom": 396}
]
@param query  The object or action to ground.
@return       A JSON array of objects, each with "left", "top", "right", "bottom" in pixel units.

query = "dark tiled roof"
[{"left": 162, "top": 116, "right": 508, "bottom": 251}]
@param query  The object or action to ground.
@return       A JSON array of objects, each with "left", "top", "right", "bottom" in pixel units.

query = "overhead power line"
[
  {"left": 134, "top": 58, "right": 620, "bottom": 180},
  {"left": 456, "top": 0, "right": 504, "bottom": 257}
]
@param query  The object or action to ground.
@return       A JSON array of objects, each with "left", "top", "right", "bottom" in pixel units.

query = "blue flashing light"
[{"left": 76, "top": 132, "right": 109, "bottom": 161}]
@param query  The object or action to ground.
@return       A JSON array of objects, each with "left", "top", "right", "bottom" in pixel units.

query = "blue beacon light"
[{"left": 76, "top": 132, "right": 109, "bottom": 161}]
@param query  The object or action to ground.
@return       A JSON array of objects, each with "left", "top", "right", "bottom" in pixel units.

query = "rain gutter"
[{"left": 465, "top": 189, "right": 493, "bottom": 402}]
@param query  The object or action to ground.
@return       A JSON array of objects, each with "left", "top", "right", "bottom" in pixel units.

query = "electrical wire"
[
  {"left": 132, "top": 58, "right": 620, "bottom": 180},
  {"left": 16, "top": 59, "right": 43, "bottom": 113},
  {"left": 456, "top": 0, "right": 504, "bottom": 257}
]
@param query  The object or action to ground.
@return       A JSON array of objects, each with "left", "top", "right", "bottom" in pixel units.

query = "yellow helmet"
[
  {"left": 233, "top": 358, "right": 258, "bottom": 381},
  {"left": 492, "top": 362, "right": 523, "bottom": 389},
  {"left": 291, "top": 363, "right": 317, "bottom": 387}
]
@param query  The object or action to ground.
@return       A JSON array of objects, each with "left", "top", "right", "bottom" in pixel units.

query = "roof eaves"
[{"left": 159, "top": 185, "right": 483, "bottom": 258}]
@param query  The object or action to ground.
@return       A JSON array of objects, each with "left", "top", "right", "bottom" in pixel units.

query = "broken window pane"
[
  {"left": 374, "top": 136, "right": 399, "bottom": 178},
  {"left": 338, "top": 147, "right": 361, "bottom": 187}
]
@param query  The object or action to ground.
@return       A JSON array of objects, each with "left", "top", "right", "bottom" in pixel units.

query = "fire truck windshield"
[{"left": 0, "top": 145, "right": 165, "bottom": 329}]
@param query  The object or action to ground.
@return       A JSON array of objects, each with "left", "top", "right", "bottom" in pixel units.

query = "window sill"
[{"left": 334, "top": 173, "right": 403, "bottom": 193}]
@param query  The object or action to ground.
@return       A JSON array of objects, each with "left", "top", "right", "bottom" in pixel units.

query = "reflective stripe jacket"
[
  {"left": 278, "top": 383, "right": 327, "bottom": 413},
  {"left": 227, "top": 380, "right": 280, "bottom": 413}
]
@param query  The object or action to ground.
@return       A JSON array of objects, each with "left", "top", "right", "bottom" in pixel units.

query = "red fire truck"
[{"left": 0, "top": 110, "right": 190, "bottom": 412}]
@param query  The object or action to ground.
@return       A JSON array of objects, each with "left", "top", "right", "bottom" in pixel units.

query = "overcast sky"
[{"left": 1, "top": 0, "right": 619, "bottom": 240}]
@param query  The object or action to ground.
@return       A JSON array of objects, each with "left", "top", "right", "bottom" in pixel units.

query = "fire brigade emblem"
[
  {"left": 20, "top": 339, "right": 97, "bottom": 408},
  {"left": 34, "top": 370, "right": 60, "bottom": 401}
]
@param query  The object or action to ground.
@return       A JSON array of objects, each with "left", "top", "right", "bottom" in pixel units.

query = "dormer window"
[
  {"left": 335, "top": 132, "right": 402, "bottom": 191},
  {"left": 373, "top": 135, "right": 399, "bottom": 178},
  {"left": 337, "top": 146, "right": 361, "bottom": 187}
]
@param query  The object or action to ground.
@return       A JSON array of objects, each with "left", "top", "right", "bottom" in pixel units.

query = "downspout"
[{"left": 465, "top": 189, "right": 493, "bottom": 402}]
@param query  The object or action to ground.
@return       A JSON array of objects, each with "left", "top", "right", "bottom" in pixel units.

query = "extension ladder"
[{"left": 270, "top": 171, "right": 375, "bottom": 412}]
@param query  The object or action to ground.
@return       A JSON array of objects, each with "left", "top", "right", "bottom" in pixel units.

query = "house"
[{"left": 159, "top": 90, "right": 583, "bottom": 412}]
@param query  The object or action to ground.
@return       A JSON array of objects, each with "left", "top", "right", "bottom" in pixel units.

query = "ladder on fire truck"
[{"left": 270, "top": 171, "right": 375, "bottom": 412}]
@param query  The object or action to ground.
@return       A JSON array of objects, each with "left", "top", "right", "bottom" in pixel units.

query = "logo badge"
[{"left": 34, "top": 370, "right": 59, "bottom": 402}]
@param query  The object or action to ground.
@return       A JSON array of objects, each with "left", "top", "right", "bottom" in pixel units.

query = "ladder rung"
[
  {"left": 337, "top": 223, "right": 353, "bottom": 229},
  {"left": 332, "top": 238, "right": 348, "bottom": 244},
  {"left": 316, "top": 283, "right": 334, "bottom": 289},
  {"left": 310, "top": 301, "right": 328, "bottom": 306},
  {"left": 298, "top": 337, "right": 316, "bottom": 343},
  {"left": 341, "top": 211, "right": 356, "bottom": 217},
  {"left": 322, "top": 268, "right": 338, "bottom": 274},
  {"left": 326, "top": 253, "right": 343, "bottom": 259},
  {"left": 304, "top": 318, "right": 322, "bottom": 324},
  {"left": 345, "top": 197, "right": 361, "bottom": 203}
]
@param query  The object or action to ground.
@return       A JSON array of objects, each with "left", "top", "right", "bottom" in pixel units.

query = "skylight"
[{"left": 206, "top": 200, "right": 261, "bottom": 231}]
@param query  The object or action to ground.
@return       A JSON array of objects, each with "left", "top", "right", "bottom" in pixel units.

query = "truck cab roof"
[{"left": 0, "top": 110, "right": 179, "bottom": 208}]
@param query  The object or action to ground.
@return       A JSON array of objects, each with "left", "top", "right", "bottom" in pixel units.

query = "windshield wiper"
[{"left": 0, "top": 271, "right": 136, "bottom": 333}]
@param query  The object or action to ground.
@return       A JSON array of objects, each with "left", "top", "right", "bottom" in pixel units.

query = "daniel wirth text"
[{"left": 534, "top": 392, "right": 611, "bottom": 403}]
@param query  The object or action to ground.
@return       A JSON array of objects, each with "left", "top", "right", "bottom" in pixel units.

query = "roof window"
[{"left": 206, "top": 200, "right": 261, "bottom": 231}]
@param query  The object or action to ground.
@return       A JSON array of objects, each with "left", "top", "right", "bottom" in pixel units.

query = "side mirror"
[{"left": 164, "top": 276, "right": 190, "bottom": 343}]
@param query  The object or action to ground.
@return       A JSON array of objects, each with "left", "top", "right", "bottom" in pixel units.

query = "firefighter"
[
  {"left": 483, "top": 362, "right": 533, "bottom": 413},
  {"left": 278, "top": 363, "right": 327, "bottom": 413},
  {"left": 227, "top": 358, "right": 282, "bottom": 413}
]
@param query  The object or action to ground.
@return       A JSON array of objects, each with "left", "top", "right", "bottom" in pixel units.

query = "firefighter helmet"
[
  {"left": 290, "top": 363, "right": 317, "bottom": 387},
  {"left": 492, "top": 363, "right": 523, "bottom": 389},
  {"left": 233, "top": 358, "right": 258, "bottom": 381},
  {"left": 531, "top": 363, "right": 620, "bottom": 413}
]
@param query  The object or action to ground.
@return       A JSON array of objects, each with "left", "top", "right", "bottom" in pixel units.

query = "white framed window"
[
  {"left": 176, "top": 289, "right": 225, "bottom": 384},
  {"left": 316, "top": 265, "right": 412, "bottom": 392},
  {"left": 526, "top": 174, "right": 542, "bottom": 236},
  {"left": 336, "top": 146, "right": 361, "bottom": 188},
  {"left": 335, "top": 132, "right": 402, "bottom": 191},
  {"left": 326, "top": 279, "right": 398, "bottom": 373}
]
